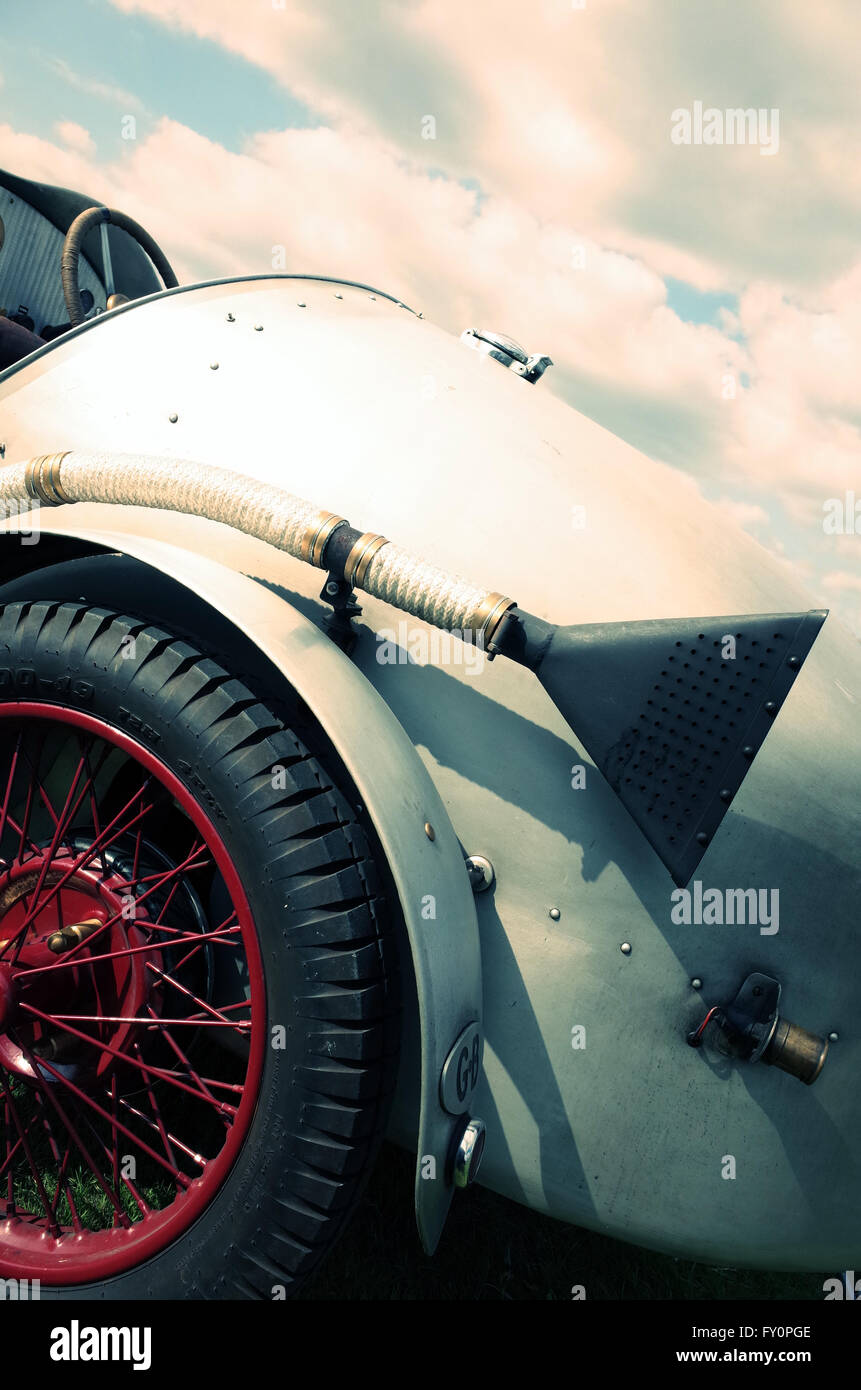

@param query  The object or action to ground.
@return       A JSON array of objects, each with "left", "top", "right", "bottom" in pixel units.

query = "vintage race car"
[{"left": 0, "top": 168, "right": 856, "bottom": 1299}]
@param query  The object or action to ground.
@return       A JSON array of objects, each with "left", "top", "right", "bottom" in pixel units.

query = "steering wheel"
[{"left": 61, "top": 204, "right": 178, "bottom": 327}]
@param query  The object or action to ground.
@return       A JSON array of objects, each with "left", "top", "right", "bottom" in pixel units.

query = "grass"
[
  {"left": 13, "top": 1129, "right": 823, "bottom": 1299},
  {"left": 298, "top": 1142, "right": 823, "bottom": 1301}
]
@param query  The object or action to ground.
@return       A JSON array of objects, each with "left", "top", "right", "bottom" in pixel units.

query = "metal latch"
[{"left": 461, "top": 328, "right": 553, "bottom": 383}]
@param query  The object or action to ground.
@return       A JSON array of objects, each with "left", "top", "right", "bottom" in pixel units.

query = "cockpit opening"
[{"left": 0, "top": 170, "right": 176, "bottom": 372}]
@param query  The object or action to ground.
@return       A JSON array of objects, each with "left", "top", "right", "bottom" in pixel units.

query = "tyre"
[{"left": 0, "top": 599, "right": 399, "bottom": 1298}]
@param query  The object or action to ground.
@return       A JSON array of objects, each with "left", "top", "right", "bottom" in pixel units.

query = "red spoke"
[
  {"left": 131, "top": 806, "right": 143, "bottom": 882},
  {"left": 109, "top": 1075, "right": 120, "bottom": 1218},
  {"left": 113, "top": 1092, "right": 207, "bottom": 1171},
  {"left": 145, "top": 911, "right": 238, "bottom": 976},
  {"left": 44, "top": 1013, "right": 250, "bottom": 1028},
  {"left": 20, "top": 922, "right": 241, "bottom": 979},
  {"left": 18, "top": 1000, "right": 238, "bottom": 1116},
  {"left": 144, "top": 1004, "right": 222, "bottom": 1120},
  {"left": 15, "top": 774, "right": 37, "bottom": 864},
  {"left": 0, "top": 777, "right": 157, "bottom": 959},
  {"left": 3, "top": 1092, "right": 14, "bottom": 1212},
  {"left": 0, "top": 731, "right": 22, "bottom": 851},
  {"left": 15, "top": 726, "right": 51, "bottom": 863},
  {"left": 34, "top": 1094, "right": 83, "bottom": 1234},
  {"left": 183, "top": 998, "right": 250, "bottom": 1019},
  {"left": 56, "top": 841, "right": 211, "bottom": 964},
  {"left": 145, "top": 958, "right": 247, "bottom": 1029},
  {"left": 8, "top": 750, "right": 90, "bottom": 964},
  {"left": 76, "top": 1107, "right": 152, "bottom": 1222},
  {"left": 0, "top": 1069, "right": 61, "bottom": 1234},
  {"left": 0, "top": 1107, "right": 40, "bottom": 1184},
  {"left": 149, "top": 875, "right": 182, "bottom": 925},
  {"left": 102, "top": 1073, "right": 150, "bottom": 1223},
  {"left": 82, "top": 737, "right": 107, "bottom": 844},
  {"left": 14, "top": 1041, "right": 131, "bottom": 1224},
  {"left": 18, "top": 742, "right": 66, "bottom": 829},
  {"left": 16, "top": 1044, "right": 191, "bottom": 1188},
  {"left": 132, "top": 1041, "right": 177, "bottom": 1170},
  {"left": 158, "top": 1070, "right": 244, "bottom": 1096},
  {"left": 26, "top": 734, "right": 116, "bottom": 868}
]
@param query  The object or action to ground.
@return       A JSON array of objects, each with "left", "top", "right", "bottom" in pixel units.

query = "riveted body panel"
[{"left": 0, "top": 275, "right": 858, "bottom": 1268}]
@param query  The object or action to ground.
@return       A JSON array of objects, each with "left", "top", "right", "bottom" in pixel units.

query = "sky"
[{"left": 0, "top": 0, "right": 859, "bottom": 632}]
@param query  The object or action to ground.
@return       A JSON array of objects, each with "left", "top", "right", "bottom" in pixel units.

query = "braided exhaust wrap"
[
  {"left": 361, "top": 542, "right": 513, "bottom": 636},
  {"left": 1, "top": 451, "right": 514, "bottom": 641}
]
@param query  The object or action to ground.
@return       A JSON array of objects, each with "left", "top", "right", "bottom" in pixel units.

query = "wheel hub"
[{"left": 0, "top": 848, "right": 155, "bottom": 1082}]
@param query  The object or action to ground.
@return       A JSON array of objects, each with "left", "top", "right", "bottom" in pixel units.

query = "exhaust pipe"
[{"left": 2, "top": 451, "right": 827, "bottom": 884}]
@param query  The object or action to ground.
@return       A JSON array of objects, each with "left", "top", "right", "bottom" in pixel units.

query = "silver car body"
[{"left": 1, "top": 273, "right": 858, "bottom": 1270}]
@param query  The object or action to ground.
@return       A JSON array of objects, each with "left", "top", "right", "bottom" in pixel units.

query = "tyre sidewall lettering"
[{"left": 0, "top": 667, "right": 94, "bottom": 702}]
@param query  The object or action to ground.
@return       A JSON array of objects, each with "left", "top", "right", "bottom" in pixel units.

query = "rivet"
[
  {"left": 210, "top": 362, "right": 219, "bottom": 370},
  {"left": 743, "top": 745, "right": 755, "bottom": 758},
  {"left": 0, "top": 443, "right": 5, "bottom": 458},
  {"left": 764, "top": 701, "right": 777, "bottom": 714},
  {"left": 334, "top": 292, "right": 343, "bottom": 299},
  {"left": 691, "top": 977, "right": 703, "bottom": 990},
  {"left": 368, "top": 294, "right": 377, "bottom": 301},
  {"left": 297, "top": 301, "right": 306, "bottom": 308},
  {"left": 168, "top": 413, "right": 178, "bottom": 423},
  {"left": 226, "top": 313, "right": 235, "bottom": 322},
  {"left": 829, "top": 1032, "right": 839, "bottom": 1042},
  {"left": 549, "top": 907, "right": 561, "bottom": 921},
  {"left": 696, "top": 831, "right": 709, "bottom": 846},
  {"left": 620, "top": 942, "right": 632, "bottom": 955},
  {"left": 788, "top": 656, "right": 800, "bottom": 669},
  {"left": 424, "top": 822, "right": 435, "bottom": 841},
  {"left": 253, "top": 324, "right": 263, "bottom": 331},
  {"left": 719, "top": 788, "right": 731, "bottom": 802}
]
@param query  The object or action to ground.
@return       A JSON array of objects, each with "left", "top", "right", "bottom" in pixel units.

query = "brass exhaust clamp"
[
  {"left": 466, "top": 591, "right": 517, "bottom": 648},
  {"left": 24, "top": 452, "right": 74, "bottom": 507},
  {"left": 343, "top": 532, "right": 390, "bottom": 588},
  {"left": 300, "top": 509, "right": 349, "bottom": 567}
]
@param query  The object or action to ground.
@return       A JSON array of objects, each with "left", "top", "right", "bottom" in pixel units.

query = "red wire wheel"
[
  {"left": 0, "top": 704, "right": 265, "bottom": 1284},
  {"left": 0, "top": 592, "right": 398, "bottom": 1297}
]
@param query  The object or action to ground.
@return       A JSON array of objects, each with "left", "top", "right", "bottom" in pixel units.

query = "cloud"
[
  {"left": 0, "top": 113, "right": 746, "bottom": 411},
  {"left": 714, "top": 498, "right": 771, "bottom": 531},
  {"left": 822, "top": 571, "right": 861, "bottom": 594},
  {"left": 105, "top": 0, "right": 861, "bottom": 289},
  {"left": 53, "top": 120, "right": 96, "bottom": 157},
  {"left": 1, "top": 0, "right": 859, "bottom": 632},
  {"left": 46, "top": 57, "right": 145, "bottom": 114}
]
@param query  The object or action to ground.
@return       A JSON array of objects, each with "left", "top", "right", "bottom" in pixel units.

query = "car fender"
[{"left": 0, "top": 520, "right": 482, "bottom": 1254}]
